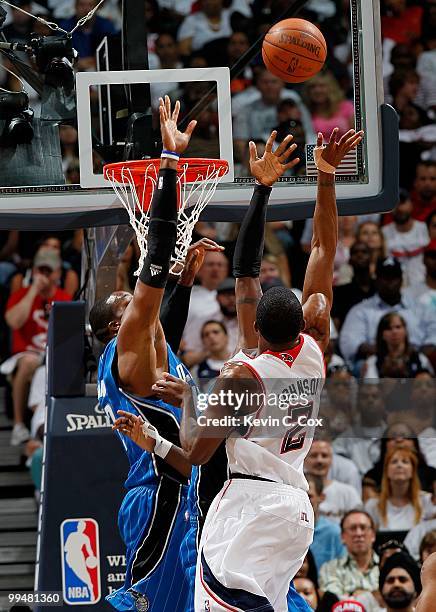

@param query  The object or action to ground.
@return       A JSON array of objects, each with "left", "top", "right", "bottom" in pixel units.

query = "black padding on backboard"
[
  {"left": 47, "top": 301, "right": 86, "bottom": 397},
  {"left": 0, "top": 119, "right": 64, "bottom": 187},
  {"left": 36, "top": 396, "right": 128, "bottom": 610}
]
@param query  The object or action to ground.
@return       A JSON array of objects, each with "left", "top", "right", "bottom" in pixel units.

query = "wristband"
[
  {"left": 154, "top": 436, "right": 173, "bottom": 459},
  {"left": 314, "top": 146, "right": 336, "bottom": 174},
  {"left": 142, "top": 420, "right": 173, "bottom": 459},
  {"left": 161, "top": 150, "right": 180, "bottom": 162}
]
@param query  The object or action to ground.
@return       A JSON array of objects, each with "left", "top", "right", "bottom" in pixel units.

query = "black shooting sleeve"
[
  {"left": 160, "top": 281, "right": 193, "bottom": 353},
  {"left": 233, "top": 184, "right": 272, "bottom": 278}
]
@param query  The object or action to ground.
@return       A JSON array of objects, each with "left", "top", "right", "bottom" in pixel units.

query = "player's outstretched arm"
[
  {"left": 234, "top": 131, "right": 300, "bottom": 351},
  {"left": 113, "top": 410, "right": 192, "bottom": 478},
  {"left": 160, "top": 238, "right": 224, "bottom": 352},
  {"left": 116, "top": 96, "right": 197, "bottom": 395},
  {"left": 302, "top": 128, "right": 363, "bottom": 353}
]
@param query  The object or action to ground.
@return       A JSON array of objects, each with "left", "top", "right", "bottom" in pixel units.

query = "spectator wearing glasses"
[
  {"left": 2, "top": 248, "right": 71, "bottom": 446},
  {"left": 319, "top": 510, "right": 379, "bottom": 604}
]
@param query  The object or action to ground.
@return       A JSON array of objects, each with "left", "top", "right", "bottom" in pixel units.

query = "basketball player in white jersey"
[{"left": 177, "top": 126, "right": 364, "bottom": 611}]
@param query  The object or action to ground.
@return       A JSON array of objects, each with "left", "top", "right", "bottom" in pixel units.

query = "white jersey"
[{"left": 226, "top": 333, "right": 325, "bottom": 491}]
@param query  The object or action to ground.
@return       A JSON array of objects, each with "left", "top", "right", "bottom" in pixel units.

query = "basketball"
[
  {"left": 85, "top": 555, "right": 98, "bottom": 569},
  {"left": 262, "top": 18, "right": 327, "bottom": 83}
]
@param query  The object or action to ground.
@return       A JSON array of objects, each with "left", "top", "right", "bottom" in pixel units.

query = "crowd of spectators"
[{"left": 0, "top": 1, "right": 436, "bottom": 610}]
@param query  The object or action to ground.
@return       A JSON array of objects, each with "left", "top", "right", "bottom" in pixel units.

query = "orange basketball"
[{"left": 262, "top": 18, "right": 327, "bottom": 84}]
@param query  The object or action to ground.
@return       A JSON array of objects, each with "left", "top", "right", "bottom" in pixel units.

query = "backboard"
[{"left": 0, "top": 0, "right": 398, "bottom": 230}]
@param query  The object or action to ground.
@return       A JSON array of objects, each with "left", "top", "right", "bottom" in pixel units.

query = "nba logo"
[{"left": 60, "top": 518, "right": 101, "bottom": 604}]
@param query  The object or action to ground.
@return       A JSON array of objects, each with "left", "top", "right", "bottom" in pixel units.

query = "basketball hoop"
[{"left": 104, "top": 158, "right": 229, "bottom": 275}]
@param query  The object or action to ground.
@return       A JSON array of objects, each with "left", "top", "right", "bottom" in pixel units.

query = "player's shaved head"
[
  {"left": 255, "top": 286, "right": 304, "bottom": 345},
  {"left": 89, "top": 292, "right": 132, "bottom": 343}
]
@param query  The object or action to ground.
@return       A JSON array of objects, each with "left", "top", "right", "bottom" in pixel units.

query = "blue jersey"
[
  {"left": 97, "top": 336, "right": 194, "bottom": 488},
  {"left": 97, "top": 337, "right": 194, "bottom": 611}
]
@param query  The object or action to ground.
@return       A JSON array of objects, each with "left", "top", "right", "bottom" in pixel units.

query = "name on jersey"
[
  {"left": 198, "top": 414, "right": 323, "bottom": 428},
  {"left": 285, "top": 378, "right": 320, "bottom": 397}
]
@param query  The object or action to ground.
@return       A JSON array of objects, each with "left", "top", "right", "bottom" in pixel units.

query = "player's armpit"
[
  {"left": 180, "top": 363, "right": 261, "bottom": 465},
  {"left": 302, "top": 293, "right": 330, "bottom": 353}
]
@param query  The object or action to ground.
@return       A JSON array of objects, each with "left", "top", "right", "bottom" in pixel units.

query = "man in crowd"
[
  {"left": 4, "top": 248, "right": 71, "bottom": 445},
  {"left": 382, "top": 189, "right": 430, "bottom": 286},
  {"left": 410, "top": 161, "right": 436, "bottom": 222},
  {"left": 379, "top": 552, "right": 421, "bottom": 612},
  {"left": 181, "top": 251, "right": 229, "bottom": 366},
  {"left": 404, "top": 239, "right": 436, "bottom": 312},
  {"left": 232, "top": 67, "right": 314, "bottom": 162},
  {"left": 58, "top": 0, "right": 117, "bottom": 71},
  {"left": 305, "top": 439, "right": 362, "bottom": 523},
  {"left": 333, "top": 383, "right": 387, "bottom": 476},
  {"left": 339, "top": 257, "right": 436, "bottom": 366},
  {"left": 319, "top": 510, "right": 379, "bottom": 605},
  {"left": 332, "top": 241, "right": 376, "bottom": 330}
]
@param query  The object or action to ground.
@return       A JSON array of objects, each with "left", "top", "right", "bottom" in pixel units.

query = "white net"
[{"left": 104, "top": 159, "right": 228, "bottom": 275}]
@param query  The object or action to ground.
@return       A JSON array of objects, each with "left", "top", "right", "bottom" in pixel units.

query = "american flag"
[{"left": 305, "top": 145, "right": 358, "bottom": 176}]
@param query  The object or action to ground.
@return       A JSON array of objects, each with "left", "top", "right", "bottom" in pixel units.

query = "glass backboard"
[{"left": 0, "top": 0, "right": 398, "bottom": 229}]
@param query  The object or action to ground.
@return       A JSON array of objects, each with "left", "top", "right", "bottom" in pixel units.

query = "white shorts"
[{"left": 194, "top": 478, "right": 314, "bottom": 612}]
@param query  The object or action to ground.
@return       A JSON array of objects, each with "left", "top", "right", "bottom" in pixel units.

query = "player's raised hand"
[
  {"left": 152, "top": 372, "right": 191, "bottom": 407},
  {"left": 113, "top": 410, "right": 156, "bottom": 452},
  {"left": 249, "top": 130, "right": 300, "bottom": 187},
  {"left": 179, "top": 238, "right": 224, "bottom": 285},
  {"left": 159, "top": 95, "right": 197, "bottom": 155},
  {"left": 318, "top": 128, "right": 364, "bottom": 169}
]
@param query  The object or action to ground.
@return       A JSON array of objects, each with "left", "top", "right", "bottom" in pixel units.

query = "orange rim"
[{"left": 103, "top": 157, "right": 229, "bottom": 185}]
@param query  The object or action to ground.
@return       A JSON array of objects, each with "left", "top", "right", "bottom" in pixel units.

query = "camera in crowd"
[
  {"left": 30, "top": 33, "right": 76, "bottom": 87},
  {"left": 0, "top": 90, "right": 33, "bottom": 145}
]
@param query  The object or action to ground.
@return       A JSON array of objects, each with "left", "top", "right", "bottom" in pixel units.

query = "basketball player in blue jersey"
[
  {"left": 115, "top": 128, "right": 316, "bottom": 611},
  {"left": 89, "top": 96, "right": 221, "bottom": 612}
]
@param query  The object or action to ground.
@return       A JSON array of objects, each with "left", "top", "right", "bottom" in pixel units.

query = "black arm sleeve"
[
  {"left": 160, "top": 282, "right": 193, "bottom": 353},
  {"left": 139, "top": 168, "right": 178, "bottom": 288},
  {"left": 232, "top": 184, "right": 272, "bottom": 278}
]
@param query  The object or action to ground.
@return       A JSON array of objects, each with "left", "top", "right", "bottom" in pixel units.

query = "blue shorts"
[{"left": 107, "top": 481, "right": 190, "bottom": 611}]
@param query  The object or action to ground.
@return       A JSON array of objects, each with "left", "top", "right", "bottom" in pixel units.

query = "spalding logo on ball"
[{"left": 262, "top": 18, "right": 327, "bottom": 83}]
